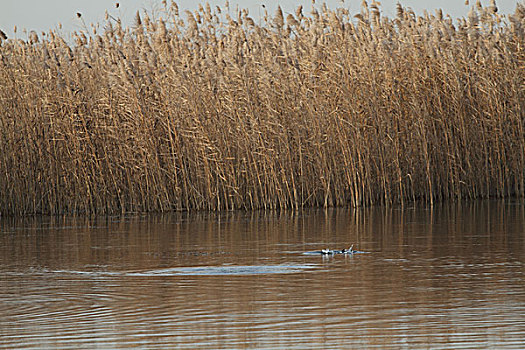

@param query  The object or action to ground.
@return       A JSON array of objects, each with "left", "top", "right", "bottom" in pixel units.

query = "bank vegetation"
[{"left": 0, "top": 1, "right": 524, "bottom": 215}]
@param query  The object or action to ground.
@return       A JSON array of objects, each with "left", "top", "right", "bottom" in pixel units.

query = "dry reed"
[{"left": 0, "top": 1, "right": 524, "bottom": 215}]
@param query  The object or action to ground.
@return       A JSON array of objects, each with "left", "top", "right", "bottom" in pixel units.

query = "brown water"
[{"left": 1, "top": 201, "right": 524, "bottom": 349}]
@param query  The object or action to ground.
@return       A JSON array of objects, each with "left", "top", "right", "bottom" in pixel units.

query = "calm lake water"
[{"left": 1, "top": 201, "right": 524, "bottom": 349}]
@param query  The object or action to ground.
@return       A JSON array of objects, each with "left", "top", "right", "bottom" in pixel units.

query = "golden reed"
[{"left": 0, "top": 1, "right": 523, "bottom": 215}]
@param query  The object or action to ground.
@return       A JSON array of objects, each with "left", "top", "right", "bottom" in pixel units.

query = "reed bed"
[{"left": 0, "top": 1, "right": 524, "bottom": 215}]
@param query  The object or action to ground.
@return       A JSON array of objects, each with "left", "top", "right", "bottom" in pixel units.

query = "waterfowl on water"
[
  {"left": 303, "top": 244, "right": 362, "bottom": 256},
  {"left": 320, "top": 245, "right": 356, "bottom": 255},
  {"left": 341, "top": 245, "right": 355, "bottom": 254}
]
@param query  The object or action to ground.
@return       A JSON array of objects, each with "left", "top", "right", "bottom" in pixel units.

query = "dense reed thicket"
[{"left": 0, "top": 1, "right": 524, "bottom": 215}]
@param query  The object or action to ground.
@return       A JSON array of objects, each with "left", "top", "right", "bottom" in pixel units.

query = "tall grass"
[{"left": 0, "top": 1, "right": 524, "bottom": 215}]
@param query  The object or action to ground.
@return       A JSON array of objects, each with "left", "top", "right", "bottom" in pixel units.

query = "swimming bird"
[
  {"left": 341, "top": 245, "right": 355, "bottom": 254},
  {"left": 305, "top": 244, "right": 361, "bottom": 256}
]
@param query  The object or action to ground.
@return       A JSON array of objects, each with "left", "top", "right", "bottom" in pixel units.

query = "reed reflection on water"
[{"left": 1, "top": 201, "right": 524, "bottom": 349}]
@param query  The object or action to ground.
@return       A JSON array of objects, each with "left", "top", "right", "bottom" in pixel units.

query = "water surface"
[{"left": 1, "top": 201, "right": 524, "bottom": 349}]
